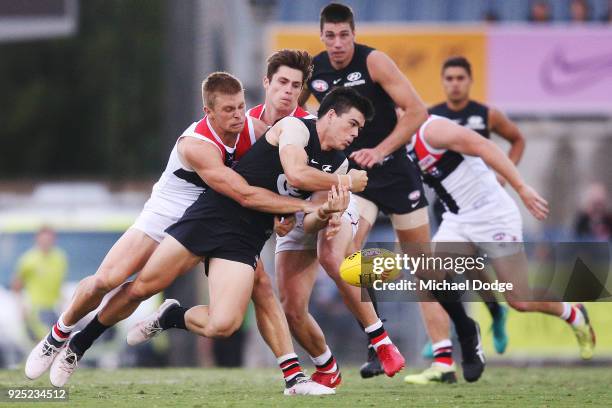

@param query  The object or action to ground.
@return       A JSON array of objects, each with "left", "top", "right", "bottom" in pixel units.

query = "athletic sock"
[
  {"left": 158, "top": 305, "right": 189, "bottom": 330},
  {"left": 560, "top": 303, "right": 584, "bottom": 327},
  {"left": 365, "top": 319, "right": 392, "bottom": 350},
  {"left": 47, "top": 314, "right": 75, "bottom": 348},
  {"left": 278, "top": 353, "right": 306, "bottom": 386},
  {"left": 485, "top": 301, "right": 502, "bottom": 320},
  {"left": 68, "top": 315, "right": 109, "bottom": 357},
  {"left": 432, "top": 339, "right": 454, "bottom": 367},
  {"left": 435, "top": 301, "right": 475, "bottom": 341},
  {"left": 311, "top": 345, "right": 338, "bottom": 373}
]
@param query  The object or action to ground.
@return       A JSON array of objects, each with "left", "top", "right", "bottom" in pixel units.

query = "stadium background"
[{"left": 0, "top": 0, "right": 610, "bottom": 372}]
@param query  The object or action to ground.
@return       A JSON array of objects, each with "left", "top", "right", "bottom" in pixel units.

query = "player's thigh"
[
  {"left": 94, "top": 228, "right": 159, "bottom": 289},
  {"left": 391, "top": 207, "right": 431, "bottom": 243},
  {"left": 207, "top": 258, "right": 255, "bottom": 330},
  {"left": 353, "top": 194, "right": 378, "bottom": 249},
  {"left": 131, "top": 235, "right": 201, "bottom": 297},
  {"left": 275, "top": 249, "right": 318, "bottom": 311}
]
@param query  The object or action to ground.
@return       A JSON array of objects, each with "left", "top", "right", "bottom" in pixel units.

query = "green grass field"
[{"left": 1, "top": 366, "right": 611, "bottom": 407}]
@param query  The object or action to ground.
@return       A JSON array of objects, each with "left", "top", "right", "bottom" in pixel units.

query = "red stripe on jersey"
[
  {"left": 234, "top": 118, "right": 254, "bottom": 161},
  {"left": 247, "top": 104, "right": 314, "bottom": 120},
  {"left": 194, "top": 116, "right": 227, "bottom": 162},
  {"left": 292, "top": 106, "right": 314, "bottom": 118},
  {"left": 247, "top": 104, "right": 264, "bottom": 120},
  {"left": 413, "top": 119, "right": 444, "bottom": 171}
]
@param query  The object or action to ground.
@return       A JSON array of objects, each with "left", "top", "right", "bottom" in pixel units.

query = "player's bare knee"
[
  {"left": 282, "top": 303, "right": 308, "bottom": 327},
  {"left": 319, "top": 253, "right": 343, "bottom": 281},
  {"left": 206, "top": 316, "right": 241, "bottom": 338},
  {"left": 126, "top": 281, "right": 154, "bottom": 302}
]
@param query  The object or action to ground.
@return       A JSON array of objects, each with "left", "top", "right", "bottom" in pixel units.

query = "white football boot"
[
  {"left": 25, "top": 336, "right": 64, "bottom": 379},
  {"left": 127, "top": 299, "right": 180, "bottom": 346},
  {"left": 49, "top": 344, "right": 80, "bottom": 387},
  {"left": 284, "top": 377, "right": 336, "bottom": 396}
]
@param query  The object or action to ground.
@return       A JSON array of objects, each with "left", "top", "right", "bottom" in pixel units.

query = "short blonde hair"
[{"left": 202, "top": 72, "right": 243, "bottom": 108}]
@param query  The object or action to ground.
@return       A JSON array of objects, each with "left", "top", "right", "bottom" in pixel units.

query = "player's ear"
[{"left": 263, "top": 75, "right": 270, "bottom": 88}]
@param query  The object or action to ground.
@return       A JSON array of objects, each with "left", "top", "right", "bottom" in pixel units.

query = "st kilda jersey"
[
  {"left": 145, "top": 115, "right": 256, "bottom": 216},
  {"left": 247, "top": 104, "right": 316, "bottom": 122},
  {"left": 408, "top": 115, "right": 512, "bottom": 219}
]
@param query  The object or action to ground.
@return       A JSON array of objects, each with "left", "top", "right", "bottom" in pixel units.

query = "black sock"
[
  {"left": 485, "top": 301, "right": 502, "bottom": 319},
  {"left": 159, "top": 305, "right": 188, "bottom": 330},
  {"left": 69, "top": 315, "right": 109, "bottom": 357},
  {"left": 432, "top": 298, "right": 475, "bottom": 341}
]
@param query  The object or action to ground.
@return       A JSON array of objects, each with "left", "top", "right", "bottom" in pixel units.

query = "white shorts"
[
  {"left": 130, "top": 195, "right": 184, "bottom": 243},
  {"left": 275, "top": 194, "right": 359, "bottom": 253},
  {"left": 433, "top": 205, "right": 524, "bottom": 258}
]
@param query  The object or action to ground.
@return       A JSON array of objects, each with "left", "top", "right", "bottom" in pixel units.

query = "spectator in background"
[
  {"left": 483, "top": 10, "right": 499, "bottom": 23},
  {"left": 570, "top": 0, "right": 591, "bottom": 22},
  {"left": 529, "top": 0, "right": 552, "bottom": 22},
  {"left": 574, "top": 182, "right": 612, "bottom": 241},
  {"left": 11, "top": 227, "right": 68, "bottom": 342}
]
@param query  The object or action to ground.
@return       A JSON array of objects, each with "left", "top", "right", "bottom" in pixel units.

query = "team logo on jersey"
[
  {"left": 347, "top": 72, "right": 362, "bottom": 82},
  {"left": 276, "top": 174, "right": 301, "bottom": 197},
  {"left": 418, "top": 155, "right": 437, "bottom": 171},
  {"left": 312, "top": 79, "right": 329, "bottom": 92},
  {"left": 467, "top": 115, "right": 486, "bottom": 130},
  {"left": 408, "top": 190, "right": 421, "bottom": 202},
  {"left": 322, "top": 164, "right": 333, "bottom": 173}
]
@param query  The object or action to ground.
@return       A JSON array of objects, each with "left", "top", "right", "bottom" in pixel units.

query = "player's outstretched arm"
[
  {"left": 425, "top": 118, "right": 549, "bottom": 221},
  {"left": 350, "top": 51, "right": 427, "bottom": 168},
  {"left": 179, "top": 137, "right": 315, "bottom": 214}
]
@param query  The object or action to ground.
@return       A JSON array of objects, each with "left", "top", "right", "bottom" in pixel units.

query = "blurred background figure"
[
  {"left": 11, "top": 227, "right": 68, "bottom": 343},
  {"left": 574, "top": 182, "right": 612, "bottom": 241},
  {"left": 570, "top": 0, "right": 591, "bottom": 22},
  {"left": 483, "top": 10, "right": 500, "bottom": 23},
  {"left": 529, "top": 0, "right": 552, "bottom": 22}
]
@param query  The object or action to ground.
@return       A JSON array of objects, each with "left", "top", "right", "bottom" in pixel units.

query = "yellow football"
[{"left": 340, "top": 248, "right": 401, "bottom": 288}]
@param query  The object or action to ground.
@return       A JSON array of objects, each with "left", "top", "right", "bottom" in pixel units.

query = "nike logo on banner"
[{"left": 540, "top": 47, "right": 612, "bottom": 94}]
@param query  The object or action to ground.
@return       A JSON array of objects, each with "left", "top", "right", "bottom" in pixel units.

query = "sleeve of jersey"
[
  {"left": 278, "top": 117, "right": 310, "bottom": 151},
  {"left": 333, "top": 158, "right": 349, "bottom": 175}
]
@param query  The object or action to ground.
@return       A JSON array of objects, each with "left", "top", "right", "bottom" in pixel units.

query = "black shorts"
[
  {"left": 166, "top": 193, "right": 272, "bottom": 271},
  {"left": 354, "top": 151, "right": 428, "bottom": 215}
]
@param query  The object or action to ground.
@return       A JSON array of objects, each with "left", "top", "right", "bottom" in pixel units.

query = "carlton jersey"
[
  {"left": 132, "top": 116, "right": 255, "bottom": 242},
  {"left": 309, "top": 44, "right": 398, "bottom": 156},
  {"left": 429, "top": 100, "right": 490, "bottom": 139},
  {"left": 408, "top": 115, "right": 517, "bottom": 222},
  {"left": 167, "top": 117, "right": 348, "bottom": 266},
  {"left": 247, "top": 104, "right": 316, "bottom": 122},
  {"left": 309, "top": 44, "right": 427, "bottom": 214}
]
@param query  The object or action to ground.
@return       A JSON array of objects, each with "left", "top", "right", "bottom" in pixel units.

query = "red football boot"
[{"left": 375, "top": 344, "right": 405, "bottom": 377}]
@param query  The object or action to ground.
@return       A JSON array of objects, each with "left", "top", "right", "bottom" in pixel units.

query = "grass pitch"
[{"left": 1, "top": 366, "right": 611, "bottom": 407}]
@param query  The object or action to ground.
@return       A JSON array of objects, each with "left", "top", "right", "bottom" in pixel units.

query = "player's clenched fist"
[{"left": 345, "top": 169, "right": 368, "bottom": 192}]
